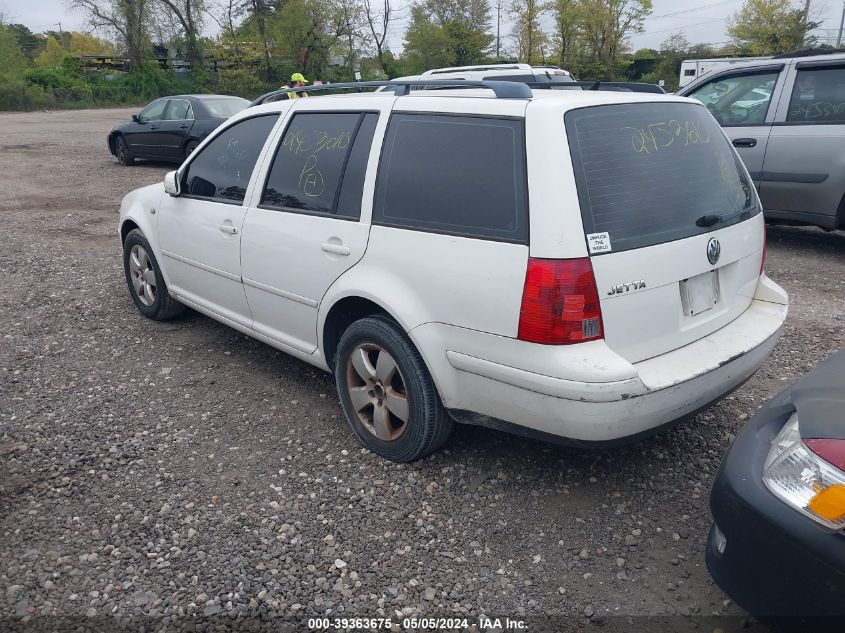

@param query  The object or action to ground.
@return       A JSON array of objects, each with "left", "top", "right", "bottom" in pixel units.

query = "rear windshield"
[
  {"left": 200, "top": 97, "right": 250, "bottom": 118},
  {"left": 565, "top": 102, "right": 759, "bottom": 254}
]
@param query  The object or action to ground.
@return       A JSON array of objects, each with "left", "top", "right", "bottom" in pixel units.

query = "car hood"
[
  {"left": 775, "top": 349, "right": 845, "bottom": 440},
  {"left": 111, "top": 120, "right": 134, "bottom": 133}
]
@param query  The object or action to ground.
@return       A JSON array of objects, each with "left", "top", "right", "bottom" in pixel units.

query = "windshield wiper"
[{"left": 696, "top": 207, "right": 753, "bottom": 228}]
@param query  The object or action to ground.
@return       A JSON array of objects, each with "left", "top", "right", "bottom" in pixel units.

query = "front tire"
[
  {"left": 122, "top": 229, "right": 184, "bottom": 320},
  {"left": 335, "top": 316, "right": 453, "bottom": 462},
  {"left": 115, "top": 135, "right": 134, "bottom": 166}
]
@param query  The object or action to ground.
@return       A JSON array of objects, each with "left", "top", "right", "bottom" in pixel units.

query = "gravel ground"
[{"left": 1, "top": 108, "right": 844, "bottom": 632}]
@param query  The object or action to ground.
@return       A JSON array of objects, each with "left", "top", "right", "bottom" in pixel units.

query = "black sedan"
[
  {"left": 107, "top": 94, "right": 249, "bottom": 165},
  {"left": 707, "top": 348, "right": 845, "bottom": 628}
]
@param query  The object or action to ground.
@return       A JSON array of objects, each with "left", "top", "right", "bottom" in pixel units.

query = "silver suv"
[{"left": 678, "top": 51, "right": 845, "bottom": 231}]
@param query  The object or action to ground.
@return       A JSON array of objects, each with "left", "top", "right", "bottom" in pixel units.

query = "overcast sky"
[{"left": 1, "top": 0, "right": 842, "bottom": 54}]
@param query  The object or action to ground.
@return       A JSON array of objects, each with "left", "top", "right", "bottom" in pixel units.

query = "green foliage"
[
  {"left": 60, "top": 55, "right": 85, "bottom": 79},
  {"left": 546, "top": 0, "right": 652, "bottom": 79},
  {"left": 403, "top": 0, "right": 494, "bottom": 73},
  {"left": 119, "top": 62, "right": 180, "bottom": 100},
  {"left": 24, "top": 67, "right": 93, "bottom": 104},
  {"left": 638, "top": 32, "right": 691, "bottom": 91},
  {"left": 217, "top": 65, "right": 273, "bottom": 99},
  {"left": 7, "top": 24, "right": 45, "bottom": 62},
  {"left": 0, "top": 22, "right": 27, "bottom": 80},
  {"left": 728, "top": 0, "right": 821, "bottom": 55}
]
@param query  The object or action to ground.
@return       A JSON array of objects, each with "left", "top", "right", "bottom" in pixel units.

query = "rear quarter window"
[
  {"left": 787, "top": 65, "right": 845, "bottom": 123},
  {"left": 565, "top": 102, "right": 759, "bottom": 254},
  {"left": 374, "top": 114, "right": 528, "bottom": 243}
]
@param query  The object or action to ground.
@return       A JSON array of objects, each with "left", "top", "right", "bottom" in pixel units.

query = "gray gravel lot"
[{"left": 1, "top": 108, "right": 844, "bottom": 631}]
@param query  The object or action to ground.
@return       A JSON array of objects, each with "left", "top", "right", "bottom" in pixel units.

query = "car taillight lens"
[
  {"left": 763, "top": 414, "right": 845, "bottom": 529},
  {"left": 760, "top": 224, "right": 766, "bottom": 276},
  {"left": 517, "top": 257, "right": 603, "bottom": 345}
]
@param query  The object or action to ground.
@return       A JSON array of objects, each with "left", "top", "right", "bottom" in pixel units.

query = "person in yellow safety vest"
[{"left": 285, "top": 73, "right": 309, "bottom": 99}]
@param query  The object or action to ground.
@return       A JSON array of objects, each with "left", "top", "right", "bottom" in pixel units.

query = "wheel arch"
[
  {"left": 120, "top": 218, "right": 140, "bottom": 243},
  {"left": 108, "top": 131, "right": 122, "bottom": 154},
  {"left": 318, "top": 264, "right": 439, "bottom": 371},
  {"left": 321, "top": 296, "right": 394, "bottom": 371},
  {"left": 181, "top": 136, "right": 200, "bottom": 156}
]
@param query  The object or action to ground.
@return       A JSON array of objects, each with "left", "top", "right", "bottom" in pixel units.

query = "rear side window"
[
  {"left": 787, "top": 66, "right": 845, "bottom": 123},
  {"left": 374, "top": 114, "right": 527, "bottom": 243},
  {"left": 261, "top": 112, "right": 378, "bottom": 218},
  {"left": 164, "top": 99, "right": 192, "bottom": 120},
  {"left": 183, "top": 115, "right": 278, "bottom": 203},
  {"left": 566, "top": 102, "right": 759, "bottom": 254}
]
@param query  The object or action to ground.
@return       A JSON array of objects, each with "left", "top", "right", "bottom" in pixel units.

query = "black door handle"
[
  {"left": 179, "top": 123, "right": 190, "bottom": 128},
  {"left": 732, "top": 137, "right": 757, "bottom": 148}
]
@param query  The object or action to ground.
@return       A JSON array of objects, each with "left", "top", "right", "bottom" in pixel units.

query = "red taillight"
[
  {"left": 517, "top": 257, "right": 604, "bottom": 345},
  {"left": 805, "top": 439, "right": 845, "bottom": 471},
  {"left": 760, "top": 224, "right": 767, "bottom": 276}
]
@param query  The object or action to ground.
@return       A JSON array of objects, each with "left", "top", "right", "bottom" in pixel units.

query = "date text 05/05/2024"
[{"left": 306, "top": 616, "right": 527, "bottom": 630}]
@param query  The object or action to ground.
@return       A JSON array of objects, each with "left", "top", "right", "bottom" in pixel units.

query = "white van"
[
  {"left": 679, "top": 57, "right": 772, "bottom": 88},
  {"left": 118, "top": 80, "right": 788, "bottom": 462}
]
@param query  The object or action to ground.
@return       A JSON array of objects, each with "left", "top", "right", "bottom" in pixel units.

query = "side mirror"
[
  {"left": 132, "top": 114, "right": 140, "bottom": 122},
  {"left": 164, "top": 170, "right": 180, "bottom": 196}
]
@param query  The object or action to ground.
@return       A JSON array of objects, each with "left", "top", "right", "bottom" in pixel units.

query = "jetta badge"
[{"left": 707, "top": 237, "right": 721, "bottom": 265}]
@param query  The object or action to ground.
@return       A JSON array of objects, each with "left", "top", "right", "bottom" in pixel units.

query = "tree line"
[{"left": 0, "top": 0, "right": 834, "bottom": 111}]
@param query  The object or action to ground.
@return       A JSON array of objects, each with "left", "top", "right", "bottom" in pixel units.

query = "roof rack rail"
[
  {"left": 526, "top": 80, "right": 665, "bottom": 94},
  {"left": 772, "top": 47, "right": 843, "bottom": 59},
  {"left": 250, "top": 79, "right": 533, "bottom": 106},
  {"left": 422, "top": 63, "right": 532, "bottom": 74}
]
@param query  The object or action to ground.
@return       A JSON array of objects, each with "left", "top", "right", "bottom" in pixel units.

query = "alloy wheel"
[
  {"left": 346, "top": 343, "right": 410, "bottom": 441},
  {"left": 128, "top": 244, "right": 157, "bottom": 306}
]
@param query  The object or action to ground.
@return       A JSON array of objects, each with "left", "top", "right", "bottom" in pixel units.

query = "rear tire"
[
  {"left": 122, "top": 229, "right": 184, "bottom": 321},
  {"left": 335, "top": 316, "right": 453, "bottom": 462},
  {"left": 115, "top": 135, "right": 134, "bottom": 166},
  {"left": 184, "top": 140, "right": 199, "bottom": 160}
]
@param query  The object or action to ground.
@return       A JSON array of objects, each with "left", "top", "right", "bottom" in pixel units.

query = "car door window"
[
  {"left": 182, "top": 115, "right": 278, "bottom": 203},
  {"left": 787, "top": 66, "right": 845, "bottom": 123},
  {"left": 139, "top": 99, "right": 167, "bottom": 122},
  {"left": 686, "top": 71, "right": 779, "bottom": 126},
  {"left": 164, "top": 99, "right": 193, "bottom": 121},
  {"left": 374, "top": 114, "right": 528, "bottom": 243},
  {"left": 261, "top": 112, "right": 378, "bottom": 219}
]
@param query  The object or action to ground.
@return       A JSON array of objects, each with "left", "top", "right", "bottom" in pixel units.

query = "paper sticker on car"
[{"left": 587, "top": 232, "right": 612, "bottom": 254}]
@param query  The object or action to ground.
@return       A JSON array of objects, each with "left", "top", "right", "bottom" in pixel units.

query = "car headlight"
[{"left": 763, "top": 413, "right": 845, "bottom": 530}]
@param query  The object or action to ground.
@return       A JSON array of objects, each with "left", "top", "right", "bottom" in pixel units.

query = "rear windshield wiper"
[{"left": 696, "top": 208, "right": 753, "bottom": 228}]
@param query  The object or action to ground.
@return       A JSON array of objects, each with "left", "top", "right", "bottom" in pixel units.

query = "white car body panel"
[
  {"left": 118, "top": 87, "right": 789, "bottom": 445},
  {"left": 238, "top": 98, "right": 393, "bottom": 353},
  {"left": 414, "top": 276, "right": 786, "bottom": 440}
]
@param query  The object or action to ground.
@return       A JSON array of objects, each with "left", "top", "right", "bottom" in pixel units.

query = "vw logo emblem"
[{"left": 707, "top": 237, "right": 721, "bottom": 265}]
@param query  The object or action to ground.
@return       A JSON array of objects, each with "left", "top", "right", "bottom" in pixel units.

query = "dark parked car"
[
  {"left": 707, "top": 348, "right": 845, "bottom": 627},
  {"left": 107, "top": 95, "right": 250, "bottom": 165}
]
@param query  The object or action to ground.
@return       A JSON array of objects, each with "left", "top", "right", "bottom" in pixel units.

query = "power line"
[
  {"left": 642, "top": 18, "right": 728, "bottom": 37},
  {"left": 648, "top": 0, "right": 740, "bottom": 21}
]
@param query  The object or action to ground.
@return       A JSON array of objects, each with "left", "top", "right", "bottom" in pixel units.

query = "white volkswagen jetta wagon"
[{"left": 118, "top": 81, "right": 788, "bottom": 462}]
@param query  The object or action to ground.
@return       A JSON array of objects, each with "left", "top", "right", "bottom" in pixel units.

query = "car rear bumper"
[
  {"left": 413, "top": 276, "right": 788, "bottom": 443},
  {"left": 706, "top": 385, "right": 845, "bottom": 620}
]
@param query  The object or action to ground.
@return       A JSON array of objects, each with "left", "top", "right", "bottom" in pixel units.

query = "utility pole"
[
  {"left": 837, "top": 0, "right": 845, "bottom": 48},
  {"left": 804, "top": 0, "right": 811, "bottom": 26},
  {"left": 496, "top": 1, "right": 501, "bottom": 60}
]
